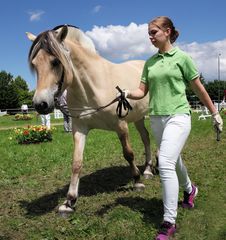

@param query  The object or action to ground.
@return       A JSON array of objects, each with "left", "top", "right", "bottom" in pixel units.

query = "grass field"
[
  {"left": 0, "top": 113, "right": 63, "bottom": 130},
  {"left": 0, "top": 113, "right": 225, "bottom": 240}
]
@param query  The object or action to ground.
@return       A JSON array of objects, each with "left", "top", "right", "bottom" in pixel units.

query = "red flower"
[{"left": 23, "top": 130, "right": 29, "bottom": 136}]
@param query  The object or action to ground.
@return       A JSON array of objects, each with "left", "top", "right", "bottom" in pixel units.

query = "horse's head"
[{"left": 26, "top": 26, "right": 73, "bottom": 114}]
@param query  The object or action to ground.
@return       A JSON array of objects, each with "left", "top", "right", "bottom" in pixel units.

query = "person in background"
[
  {"left": 21, "top": 104, "right": 28, "bottom": 114},
  {"left": 59, "top": 90, "right": 72, "bottom": 132},
  {"left": 120, "top": 16, "right": 223, "bottom": 240},
  {"left": 40, "top": 114, "right": 51, "bottom": 130}
]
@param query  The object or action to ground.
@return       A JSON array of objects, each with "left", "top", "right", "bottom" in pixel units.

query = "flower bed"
[
  {"left": 14, "top": 114, "right": 33, "bottom": 121},
  {"left": 14, "top": 125, "right": 54, "bottom": 144}
]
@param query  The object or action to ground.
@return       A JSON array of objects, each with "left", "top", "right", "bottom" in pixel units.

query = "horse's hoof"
[
  {"left": 143, "top": 171, "right": 154, "bottom": 179},
  {"left": 58, "top": 203, "right": 74, "bottom": 217},
  {"left": 134, "top": 182, "right": 145, "bottom": 191}
]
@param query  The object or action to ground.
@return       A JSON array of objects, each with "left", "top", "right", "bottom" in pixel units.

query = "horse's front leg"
[
  {"left": 117, "top": 122, "right": 145, "bottom": 191},
  {"left": 58, "top": 130, "right": 87, "bottom": 215}
]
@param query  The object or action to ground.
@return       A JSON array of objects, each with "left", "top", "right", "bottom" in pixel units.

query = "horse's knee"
[{"left": 72, "top": 162, "right": 82, "bottom": 174}]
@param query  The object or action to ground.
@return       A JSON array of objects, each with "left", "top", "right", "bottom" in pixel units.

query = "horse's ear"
[
  {"left": 56, "top": 25, "right": 68, "bottom": 42},
  {"left": 26, "top": 32, "right": 36, "bottom": 41}
]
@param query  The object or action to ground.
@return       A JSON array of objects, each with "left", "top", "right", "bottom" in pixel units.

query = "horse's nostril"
[
  {"left": 40, "top": 101, "right": 48, "bottom": 109},
  {"left": 34, "top": 101, "right": 48, "bottom": 112}
]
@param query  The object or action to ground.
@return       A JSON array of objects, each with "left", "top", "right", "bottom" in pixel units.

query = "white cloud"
[
  {"left": 86, "top": 23, "right": 226, "bottom": 81},
  {"left": 28, "top": 10, "right": 45, "bottom": 22},
  {"left": 92, "top": 5, "right": 102, "bottom": 13},
  {"left": 178, "top": 40, "right": 226, "bottom": 81}
]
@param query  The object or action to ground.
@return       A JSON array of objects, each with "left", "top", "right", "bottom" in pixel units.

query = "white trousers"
[
  {"left": 150, "top": 114, "right": 192, "bottom": 224},
  {"left": 41, "top": 114, "right": 51, "bottom": 129}
]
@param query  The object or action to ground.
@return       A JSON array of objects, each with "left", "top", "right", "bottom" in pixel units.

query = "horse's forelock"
[
  {"left": 29, "top": 31, "right": 67, "bottom": 69},
  {"left": 28, "top": 31, "right": 50, "bottom": 70},
  {"left": 28, "top": 30, "right": 73, "bottom": 80}
]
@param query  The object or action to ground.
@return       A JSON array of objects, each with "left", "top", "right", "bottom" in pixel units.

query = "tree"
[
  {"left": 186, "top": 73, "right": 226, "bottom": 102},
  {"left": 205, "top": 80, "right": 226, "bottom": 101},
  {"left": 13, "top": 76, "right": 31, "bottom": 106},
  {"left": 0, "top": 71, "right": 33, "bottom": 111},
  {"left": 0, "top": 71, "right": 19, "bottom": 110}
]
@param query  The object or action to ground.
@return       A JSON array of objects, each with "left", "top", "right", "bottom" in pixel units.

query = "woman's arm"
[
  {"left": 190, "top": 77, "right": 223, "bottom": 132},
  {"left": 127, "top": 82, "right": 149, "bottom": 100},
  {"left": 190, "top": 77, "right": 217, "bottom": 114}
]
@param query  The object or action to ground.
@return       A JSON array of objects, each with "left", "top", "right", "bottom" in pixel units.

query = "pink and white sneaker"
[
  {"left": 182, "top": 184, "right": 198, "bottom": 209},
  {"left": 155, "top": 221, "right": 176, "bottom": 240}
]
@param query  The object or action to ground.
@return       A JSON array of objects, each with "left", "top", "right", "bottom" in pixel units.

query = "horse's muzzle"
[{"left": 33, "top": 101, "right": 54, "bottom": 114}]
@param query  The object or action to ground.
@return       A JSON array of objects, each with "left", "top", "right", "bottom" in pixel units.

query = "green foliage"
[
  {"left": 205, "top": 80, "right": 226, "bottom": 101},
  {"left": 0, "top": 70, "right": 33, "bottom": 110},
  {"left": 13, "top": 76, "right": 32, "bottom": 106},
  {"left": 186, "top": 74, "right": 226, "bottom": 102},
  {"left": 0, "top": 71, "right": 19, "bottom": 109}
]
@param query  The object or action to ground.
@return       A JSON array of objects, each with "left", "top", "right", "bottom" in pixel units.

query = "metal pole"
[
  {"left": 217, "top": 54, "right": 221, "bottom": 141},
  {"left": 218, "top": 53, "right": 221, "bottom": 111}
]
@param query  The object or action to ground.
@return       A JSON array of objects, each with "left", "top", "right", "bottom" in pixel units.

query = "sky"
[{"left": 0, "top": 0, "right": 226, "bottom": 90}]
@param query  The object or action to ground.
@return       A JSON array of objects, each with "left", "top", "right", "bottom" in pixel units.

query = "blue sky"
[{"left": 1, "top": 0, "right": 226, "bottom": 90}]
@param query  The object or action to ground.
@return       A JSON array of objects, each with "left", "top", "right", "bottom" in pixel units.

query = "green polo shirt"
[{"left": 141, "top": 47, "right": 199, "bottom": 115}]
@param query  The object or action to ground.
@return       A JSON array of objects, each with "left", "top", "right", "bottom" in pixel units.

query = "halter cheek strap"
[{"left": 54, "top": 70, "right": 65, "bottom": 106}]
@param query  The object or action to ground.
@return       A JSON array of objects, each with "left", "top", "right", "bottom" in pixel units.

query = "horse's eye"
[{"left": 51, "top": 59, "right": 60, "bottom": 68}]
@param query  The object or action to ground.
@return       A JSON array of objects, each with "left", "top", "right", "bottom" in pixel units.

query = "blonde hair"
[{"left": 149, "top": 16, "right": 179, "bottom": 43}]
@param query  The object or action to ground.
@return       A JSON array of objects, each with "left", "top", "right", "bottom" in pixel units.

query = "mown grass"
[
  {"left": 0, "top": 113, "right": 225, "bottom": 240},
  {"left": 0, "top": 113, "right": 63, "bottom": 129}
]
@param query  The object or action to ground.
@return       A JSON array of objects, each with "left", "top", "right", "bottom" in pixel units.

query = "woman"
[
  {"left": 59, "top": 90, "right": 72, "bottom": 132},
  {"left": 121, "top": 16, "right": 223, "bottom": 240}
]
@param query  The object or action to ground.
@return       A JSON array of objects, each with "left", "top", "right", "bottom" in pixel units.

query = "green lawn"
[
  {"left": 0, "top": 113, "right": 225, "bottom": 240},
  {"left": 0, "top": 112, "right": 63, "bottom": 129}
]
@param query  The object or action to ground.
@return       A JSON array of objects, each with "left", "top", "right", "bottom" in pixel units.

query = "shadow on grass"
[
  {"left": 96, "top": 196, "right": 163, "bottom": 227},
  {"left": 19, "top": 165, "right": 143, "bottom": 216}
]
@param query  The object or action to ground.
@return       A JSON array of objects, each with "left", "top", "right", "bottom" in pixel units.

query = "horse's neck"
[{"left": 67, "top": 41, "right": 105, "bottom": 104}]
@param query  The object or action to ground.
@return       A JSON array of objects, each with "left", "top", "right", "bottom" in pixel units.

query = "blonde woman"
[{"left": 121, "top": 16, "right": 223, "bottom": 240}]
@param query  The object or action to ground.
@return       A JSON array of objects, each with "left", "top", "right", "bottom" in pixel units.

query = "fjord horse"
[{"left": 26, "top": 25, "right": 153, "bottom": 214}]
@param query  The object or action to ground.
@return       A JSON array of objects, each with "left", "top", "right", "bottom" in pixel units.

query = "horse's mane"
[
  {"left": 28, "top": 25, "right": 96, "bottom": 73},
  {"left": 53, "top": 25, "right": 96, "bottom": 53}
]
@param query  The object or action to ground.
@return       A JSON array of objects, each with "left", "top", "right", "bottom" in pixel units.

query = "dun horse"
[{"left": 26, "top": 25, "right": 153, "bottom": 214}]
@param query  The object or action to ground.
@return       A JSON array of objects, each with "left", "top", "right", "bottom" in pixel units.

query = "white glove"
[
  {"left": 116, "top": 89, "right": 129, "bottom": 99},
  {"left": 212, "top": 112, "right": 223, "bottom": 132}
]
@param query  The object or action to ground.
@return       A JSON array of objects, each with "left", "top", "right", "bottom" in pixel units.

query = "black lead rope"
[
  {"left": 115, "top": 86, "right": 133, "bottom": 118},
  {"left": 56, "top": 86, "right": 133, "bottom": 119}
]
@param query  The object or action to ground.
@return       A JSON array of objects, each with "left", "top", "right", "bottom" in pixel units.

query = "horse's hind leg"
[
  {"left": 58, "top": 130, "right": 87, "bottom": 215},
  {"left": 116, "top": 122, "right": 145, "bottom": 190},
  {"left": 134, "top": 118, "right": 154, "bottom": 179}
]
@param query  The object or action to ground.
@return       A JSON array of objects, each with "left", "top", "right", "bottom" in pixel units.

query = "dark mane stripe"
[{"left": 52, "top": 24, "right": 79, "bottom": 31}]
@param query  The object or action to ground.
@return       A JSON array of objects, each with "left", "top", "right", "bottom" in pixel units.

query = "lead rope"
[
  {"left": 56, "top": 86, "right": 133, "bottom": 119},
  {"left": 115, "top": 86, "right": 133, "bottom": 118}
]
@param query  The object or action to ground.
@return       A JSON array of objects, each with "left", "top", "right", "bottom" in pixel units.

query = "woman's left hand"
[{"left": 212, "top": 112, "right": 223, "bottom": 132}]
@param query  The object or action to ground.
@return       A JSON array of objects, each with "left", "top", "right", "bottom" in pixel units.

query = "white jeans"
[
  {"left": 41, "top": 114, "right": 51, "bottom": 129},
  {"left": 150, "top": 114, "right": 192, "bottom": 224}
]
